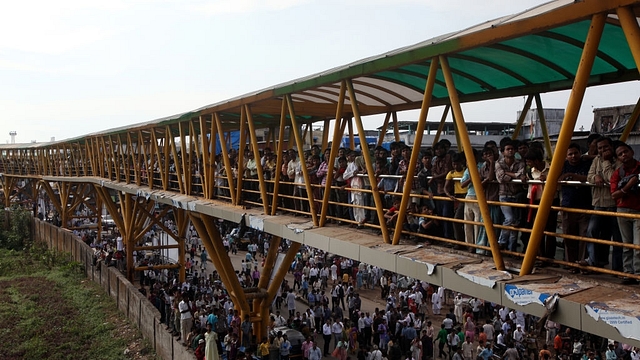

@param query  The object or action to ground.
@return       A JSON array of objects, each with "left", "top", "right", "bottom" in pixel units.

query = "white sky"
[{"left": 1, "top": 0, "right": 638, "bottom": 144}]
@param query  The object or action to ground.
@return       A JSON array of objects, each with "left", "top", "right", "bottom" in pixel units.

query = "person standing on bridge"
[
  {"left": 611, "top": 142, "right": 640, "bottom": 285},
  {"left": 495, "top": 141, "right": 526, "bottom": 252},
  {"left": 584, "top": 136, "right": 622, "bottom": 271},
  {"left": 179, "top": 293, "right": 193, "bottom": 347}
]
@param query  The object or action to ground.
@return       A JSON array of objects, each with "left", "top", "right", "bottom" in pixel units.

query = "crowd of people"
[
  {"left": 81, "top": 215, "right": 632, "bottom": 360},
  {"left": 211, "top": 134, "right": 640, "bottom": 282},
  {"left": 37, "top": 131, "right": 640, "bottom": 360}
]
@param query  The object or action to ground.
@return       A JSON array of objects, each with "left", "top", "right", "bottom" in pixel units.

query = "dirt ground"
[{"left": 0, "top": 275, "right": 157, "bottom": 360}]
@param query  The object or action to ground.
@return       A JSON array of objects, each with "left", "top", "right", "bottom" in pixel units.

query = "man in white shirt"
[
  {"left": 274, "top": 311, "right": 287, "bottom": 327},
  {"left": 371, "top": 345, "right": 383, "bottom": 360},
  {"left": 512, "top": 325, "right": 525, "bottom": 345},
  {"left": 322, "top": 320, "right": 333, "bottom": 356},
  {"left": 178, "top": 295, "right": 192, "bottom": 346},
  {"left": 499, "top": 306, "right": 509, "bottom": 322},
  {"left": 380, "top": 275, "right": 388, "bottom": 299},
  {"left": 332, "top": 319, "right": 344, "bottom": 349},
  {"left": 496, "top": 331, "right": 506, "bottom": 347}
]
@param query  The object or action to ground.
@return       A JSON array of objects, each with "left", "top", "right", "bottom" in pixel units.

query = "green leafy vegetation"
[
  {"left": 0, "top": 206, "right": 33, "bottom": 250},
  {"left": 0, "top": 208, "right": 157, "bottom": 360}
]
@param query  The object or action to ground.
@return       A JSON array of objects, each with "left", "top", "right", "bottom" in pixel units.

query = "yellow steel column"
[
  {"left": 441, "top": 56, "right": 505, "bottom": 270},
  {"left": 199, "top": 116, "right": 211, "bottom": 199},
  {"left": 189, "top": 213, "right": 240, "bottom": 305},
  {"left": 452, "top": 114, "right": 463, "bottom": 152},
  {"left": 534, "top": 95, "right": 553, "bottom": 159},
  {"left": 254, "top": 236, "right": 281, "bottom": 338},
  {"left": 214, "top": 112, "right": 237, "bottom": 204},
  {"left": 320, "top": 82, "right": 347, "bottom": 226},
  {"left": 322, "top": 119, "right": 330, "bottom": 151},
  {"left": 377, "top": 112, "right": 392, "bottom": 147},
  {"left": 432, "top": 105, "right": 450, "bottom": 147},
  {"left": 348, "top": 117, "right": 355, "bottom": 149},
  {"left": 209, "top": 116, "right": 218, "bottom": 198},
  {"left": 521, "top": 13, "right": 605, "bottom": 276},
  {"left": 179, "top": 122, "right": 191, "bottom": 194},
  {"left": 392, "top": 112, "right": 400, "bottom": 142},
  {"left": 346, "top": 79, "right": 391, "bottom": 244},
  {"left": 245, "top": 105, "right": 271, "bottom": 214},
  {"left": 202, "top": 213, "right": 250, "bottom": 314},
  {"left": 236, "top": 108, "right": 248, "bottom": 206},
  {"left": 286, "top": 95, "right": 319, "bottom": 225},
  {"left": 617, "top": 6, "right": 640, "bottom": 142},
  {"left": 392, "top": 58, "right": 438, "bottom": 245},
  {"left": 271, "top": 99, "right": 288, "bottom": 216},
  {"left": 302, "top": 124, "right": 309, "bottom": 146},
  {"left": 620, "top": 97, "right": 640, "bottom": 143},
  {"left": 512, "top": 95, "right": 534, "bottom": 140},
  {"left": 264, "top": 242, "right": 301, "bottom": 305}
]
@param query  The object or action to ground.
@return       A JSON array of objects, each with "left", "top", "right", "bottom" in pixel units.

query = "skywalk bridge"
[{"left": 1, "top": 0, "right": 640, "bottom": 346}]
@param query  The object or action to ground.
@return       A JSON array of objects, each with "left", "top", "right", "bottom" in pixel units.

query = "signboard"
[{"left": 504, "top": 284, "right": 550, "bottom": 306}]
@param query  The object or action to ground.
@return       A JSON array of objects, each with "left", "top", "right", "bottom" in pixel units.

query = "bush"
[{"left": 0, "top": 206, "right": 33, "bottom": 250}]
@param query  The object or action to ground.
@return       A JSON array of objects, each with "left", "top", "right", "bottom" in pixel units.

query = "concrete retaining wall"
[{"left": 33, "top": 219, "right": 194, "bottom": 360}]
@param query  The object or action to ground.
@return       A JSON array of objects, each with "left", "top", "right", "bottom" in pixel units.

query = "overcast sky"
[{"left": 1, "top": 0, "right": 639, "bottom": 144}]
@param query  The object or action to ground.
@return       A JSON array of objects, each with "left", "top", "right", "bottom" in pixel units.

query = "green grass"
[{"left": 0, "top": 248, "right": 157, "bottom": 360}]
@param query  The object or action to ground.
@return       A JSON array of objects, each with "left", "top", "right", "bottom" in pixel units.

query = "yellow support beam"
[
  {"left": 512, "top": 95, "right": 534, "bottom": 140},
  {"left": 346, "top": 79, "right": 391, "bottom": 244},
  {"left": 432, "top": 105, "right": 450, "bottom": 147},
  {"left": 214, "top": 112, "right": 237, "bottom": 205},
  {"left": 320, "top": 83, "right": 347, "bottom": 226},
  {"left": 392, "top": 58, "right": 439, "bottom": 245},
  {"left": 322, "top": 119, "right": 330, "bottom": 151},
  {"left": 441, "top": 55, "right": 505, "bottom": 270},
  {"left": 236, "top": 108, "right": 248, "bottom": 206},
  {"left": 201, "top": 213, "right": 250, "bottom": 314},
  {"left": 264, "top": 242, "right": 301, "bottom": 306},
  {"left": 189, "top": 213, "right": 240, "bottom": 306},
  {"left": 392, "top": 111, "right": 400, "bottom": 142},
  {"left": 617, "top": 6, "right": 640, "bottom": 142},
  {"left": 245, "top": 105, "right": 271, "bottom": 214},
  {"left": 619, "top": 97, "right": 640, "bottom": 143},
  {"left": 521, "top": 13, "right": 605, "bottom": 276},
  {"left": 286, "top": 95, "right": 319, "bottom": 225},
  {"left": 534, "top": 94, "right": 553, "bottom": 159},
  {"left": 270, "top": 99, "right": 288, "bottom": 216},
  {"left": 377, "top": 112, "right": 392, "bottom": 147}
]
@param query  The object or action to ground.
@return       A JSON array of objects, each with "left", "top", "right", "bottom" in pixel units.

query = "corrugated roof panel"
[
  {"left": 460, "top": 47, "right": 568, "bottom": 83},
  {"left": 355, "top": 77, "right": 425, "bottom": 102},
  {"left": 351, "top": 83, "right": 408, "bottom": 106}
]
